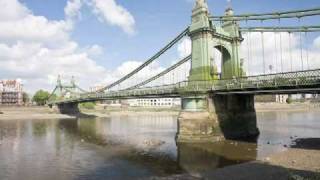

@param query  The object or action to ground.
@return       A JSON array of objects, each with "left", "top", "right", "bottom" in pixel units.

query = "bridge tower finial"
[
  {"left": 195, "top": 0, "right": 208, "bottom": 10},
  {"left": 189, "top": 0, "right": 216, "bottom": 81},
  {"left": 225, "top": 0, "right": 234, "bottom": 16},
  {"left": 57, "top": 75, "right": 62, "bottom": 87},
  {"left": 71, "top": 76, "right": 75, "bottom": 87}
]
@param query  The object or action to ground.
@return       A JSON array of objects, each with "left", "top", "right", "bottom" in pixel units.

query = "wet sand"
[
  {"left": 149, "top": 148, "right": 320, "bottom": 180},
  {"left": 199, "top": 148, "right": 320, "bottom": 180},
  {"left": 0, "top": 106, "right": 75, "bottom": 120}
]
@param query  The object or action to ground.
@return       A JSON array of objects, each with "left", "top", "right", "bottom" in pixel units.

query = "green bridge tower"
[{"left": 177, "top": 0, "right": 259, "bottom": 142}]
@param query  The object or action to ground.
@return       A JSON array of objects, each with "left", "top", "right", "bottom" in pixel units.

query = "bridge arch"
[{"left": 213, "top": 44, "right": 232, "bottom": 79}]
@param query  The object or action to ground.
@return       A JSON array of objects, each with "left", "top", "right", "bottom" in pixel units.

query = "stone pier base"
[
  {"left": 54, "top": 103, "right": 80, "bottom": 115},
  {"left": 176, "top": 94, "right": 259, "bottom": 143}
]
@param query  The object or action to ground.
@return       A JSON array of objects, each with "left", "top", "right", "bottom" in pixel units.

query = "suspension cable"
[
  {"left": 274, "top": 32, "right": 278, "bottom": 73},
  {"left": 214, "top": 7, "right": 320, "bottom": 18},
  {"left": 305, "top": 32, "right": 310, "bottom": 69},
  {"left": 279, "top": 20, "right": 284, "bottom": 72},
  {"left": 299, "top": 23, "right": 304, "bottom": 70},
  {"left": 246, "top": 31, "right": 250, "bottom": 74},
  {"left": 97, "top": 27, "right": 189, "bottom": 92},
  {"left": 240, "top": 25, "right": 320, "bottom": 33},
  {"left": 48, "top": 86, "right": 58, "bottom": 101},
  {"left": 125, "top": 55, "right": 191, "bottom": 90},
  {"left": 210, "top": 7, "right": 320, "bottom": 21},
  {"left": 261, "top": 32, "right": 266, "bottom": 74},
  {"left": 288, "top": 32, "right": 293, "bottom": 71}
]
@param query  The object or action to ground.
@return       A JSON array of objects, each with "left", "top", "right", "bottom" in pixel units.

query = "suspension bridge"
[{"left": 47, "top": 0, "right": 320, "bottom": 142}]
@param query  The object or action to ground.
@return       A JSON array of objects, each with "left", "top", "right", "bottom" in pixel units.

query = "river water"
[{"left": 0, "top": 111, "right": 319, "bottom": 180}]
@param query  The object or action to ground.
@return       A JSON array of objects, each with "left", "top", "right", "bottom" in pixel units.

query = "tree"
[
  {"left": 80, "top": 102, "right": 96, "bottom": 109},
  {"left": 32, "top": 90, "right": 50, "bottom": 106},
  {"left": 22, "top": 92, "right": 29, "bottom": 104}
]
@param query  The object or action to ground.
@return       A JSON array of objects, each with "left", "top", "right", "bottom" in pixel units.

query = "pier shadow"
[
  {"left": 203, "top": 162, "right": 320, "bottom": 180},
  {"left": 291, "top": 138, "right": 320, "bottom": 150},
  {"left": 75, "top": 112, "right": 98, "bottom": 118}
]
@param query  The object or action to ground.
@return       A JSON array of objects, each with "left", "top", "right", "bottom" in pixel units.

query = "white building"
[
  {"left": 276, "top": 94, "right": 316, "bottom": 103},
  {"left": 276, "top": 95, "right": 288, "bottom": 103},
  {"left": 127, "top": 98, "right": 181, "bottom": 107},
  {"left": 90, "top": 85, "right": 105, "bottom": 92}
]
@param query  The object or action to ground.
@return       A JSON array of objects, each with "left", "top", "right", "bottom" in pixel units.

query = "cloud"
[
  {"left": 89, "top": 0, "right": 136, "bottom": 35},
  {"left": 85, "top": 44, "right": 104, "bottom": 57},
  {"left": 0, "top": 0, "right": 158, "bottom": 94},
  {"left": 65, "top": 0, "right": 83, "bottom": 21},
  {"left": 177, "top": 37, "right": 191, "bottom": 58},
  {"left": 314, "top": 36, "right": 320, "bottom": 49},
  {"left": 0, "top": 0, "right": 109, "bottom": 93},
  {"left": 98, "top": 60, "right": 165, "bottom": 90},
  {"left": 0, "top": 0, "right": 29, "bottom": 21}
]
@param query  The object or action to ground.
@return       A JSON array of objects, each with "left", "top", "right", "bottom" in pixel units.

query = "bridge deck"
[{"left": 49, "top": 69, "right": 320, "bottom": 105}]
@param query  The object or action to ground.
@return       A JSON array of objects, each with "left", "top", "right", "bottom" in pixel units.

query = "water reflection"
[
  {"left": 0, "top": 110, "right": 319, "bottom": 179},
  {"left": 177, "top": 141, "right": 257, "bottom": 177}
]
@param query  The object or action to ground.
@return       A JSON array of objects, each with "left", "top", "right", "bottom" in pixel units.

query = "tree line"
[{"left": 22, "top": 90, "right": 51, "bottom": 106}]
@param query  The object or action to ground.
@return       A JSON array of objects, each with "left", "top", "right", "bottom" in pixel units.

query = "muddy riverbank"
[
  {"left": 1, "top": 102, "right": 318, "bottom": 120},
  {"left": 0, "top": 106, "right": 75, "bottom": 120}
]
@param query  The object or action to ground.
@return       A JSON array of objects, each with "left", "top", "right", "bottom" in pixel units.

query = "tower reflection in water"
[
  {"left": 57, "top": 117, "right": 257, "bottom": 177},
  {"left": 177, "top": 142, "right": 257, "bottom": 177}
]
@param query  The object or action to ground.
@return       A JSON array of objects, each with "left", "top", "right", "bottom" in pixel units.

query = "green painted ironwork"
[
  {"left": 125, "top": 55, "right": 191, "bottom": 90},
  {"left": 188, "top": 0, "right": 244, "bottom": 81},
  {"left": 210, "top": 7, "right": 320, "bottom": 21},
  {"left": 240, "top": 26, "right": 320, "bottom": 33},
  {"left": 48, "top": 76, "right": 86, "bottom": 102},
  {"left": 48, "top": 69, "right": 320, "bottom": 105},
  {"left": 97, "top": 27, "right": 190, "bottom": 92}
]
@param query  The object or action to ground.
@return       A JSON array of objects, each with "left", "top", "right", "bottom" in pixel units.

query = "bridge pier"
[
  {"left": 55, "top": 103, "right": 80, "bottom": 115},
  {"left": 176, "top": 94, "right": 259, "bottom": 143}
]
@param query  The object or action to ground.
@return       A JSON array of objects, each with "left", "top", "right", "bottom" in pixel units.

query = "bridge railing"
[
  {"left": 178, "top": 69, "right": 320, "bottom": 92},
  {"left": 49, "top": 69, "right": 320, "bottom": 104}
]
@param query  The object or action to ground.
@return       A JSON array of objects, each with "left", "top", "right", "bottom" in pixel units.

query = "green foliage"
[
  {"left": 22, "top": 92, "right": 29, "bottom": 104},
  {"left": 32, "top": 90, "right": 50, "bottom": 106},
  {"left": 80, "top": 102, "right": 96, "bottom": 109}
]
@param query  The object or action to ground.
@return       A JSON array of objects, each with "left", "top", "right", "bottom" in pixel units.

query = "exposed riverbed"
[{"left": 0, "top": 105, "right": 319, "bottom": 180}]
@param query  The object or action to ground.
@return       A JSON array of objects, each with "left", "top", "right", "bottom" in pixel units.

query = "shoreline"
[
  {"left": 0, "top": 106, "right": 76, "bottom": 120},
  {"left": 0, "top": 102, "right": 319, "bottom": 120}
]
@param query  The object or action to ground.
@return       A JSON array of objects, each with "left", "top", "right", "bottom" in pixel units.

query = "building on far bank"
[
  {"left": 127, "top": 98, "right": 181, "bottom": 107},
  {"left": 255, "top": 94, "right": 318, "bottom": 104},
  {"left": 0, "top": 79, "right": 23, "bottom": 106},
  {"left": 100, "top": 98, "right": 181, "bottom": 108},
  {"left": 90, "top": 85, "right": 105, "bottom": 92},
  {"left": 275, "top": 95, "right": 289, "bottom": 103}
]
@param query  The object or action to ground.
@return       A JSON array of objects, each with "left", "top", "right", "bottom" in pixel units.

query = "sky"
[{"left": 0, "top": 0, "right": 319, "bottom": 93}]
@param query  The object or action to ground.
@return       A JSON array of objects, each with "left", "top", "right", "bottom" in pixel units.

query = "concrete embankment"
[
  {"left": 255, "top": 102, "right": 320, "bottom": 112},
  {"left": 0, "top": 106, "right": 75, "bottom": 120}
]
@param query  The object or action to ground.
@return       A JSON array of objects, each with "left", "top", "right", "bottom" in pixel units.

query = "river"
[{"left": 0, "top": 111, "right": 319, "bottom": 180}]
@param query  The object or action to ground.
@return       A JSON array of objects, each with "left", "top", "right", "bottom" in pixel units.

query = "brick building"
[{"left": 0, "top": 79, "right": 23, "bottom": 105}]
